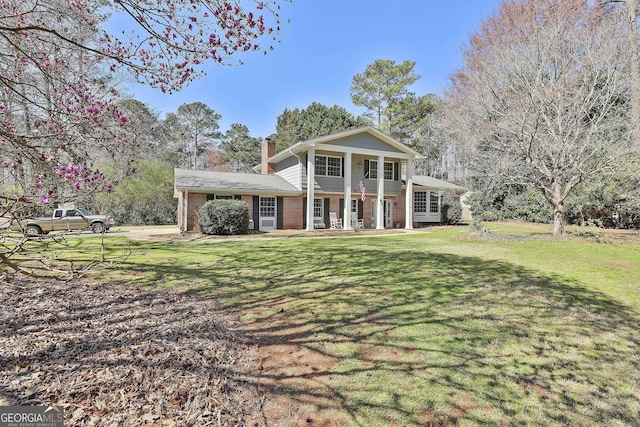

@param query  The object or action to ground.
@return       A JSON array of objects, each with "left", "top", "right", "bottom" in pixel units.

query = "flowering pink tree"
[{"left": 0, "top": 0, "right": 288, "bottom": 276}]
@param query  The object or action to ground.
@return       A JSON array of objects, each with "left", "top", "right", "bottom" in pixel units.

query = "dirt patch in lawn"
[{"left": 0, "top": 276, "right": 267, "bottom": 426}]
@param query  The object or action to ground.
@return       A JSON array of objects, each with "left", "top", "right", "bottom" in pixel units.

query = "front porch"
[{"left": 303, "top": 151, "right": 417, "bottom": 231}]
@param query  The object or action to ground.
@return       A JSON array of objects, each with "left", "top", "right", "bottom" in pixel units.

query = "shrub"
[
  {"left": 441, "top": 193, "right": 462, "bottom": 225},
  {"left": 504, "top": 189, "right": 553, "bottom": 223},
  {"left": 197, "top": 200, "right": 250, "bottom": 235},
  {"left": 466, "top": 187, "right": 552, "bottom": 224}
]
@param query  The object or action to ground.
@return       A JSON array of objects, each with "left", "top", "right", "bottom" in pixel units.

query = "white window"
[
  {"left": 327, "top": 157, "right": 341, "bottom": 177},
  {"left": 369, "top": 161, "right": 378, "bottom": 179},
  {"left": 314, "top": 156, "right": 326, "bottom": 176},
  {"left": 260, "top": 197, "right": 276, "bottom": 217},
  {"left": 384, "top": 162, "right": 394, "bottom": 180},
  {"left": 368, "top": 161, "right": 395, "bottom": 180},
  {"left": 314, "top": 198, "right": 324, "bottom": 219},
  {"left": 430, "top": 192, "right": 440, "bottom": 213},
  {"left": 207, "top": 194, "right": 233, "bottom": 201},
  {"left": 315, "top": 155, "right": 342, "bottom": 177},
  {"left": 414, "top": 192, "right": 427, "bottom": 213}
]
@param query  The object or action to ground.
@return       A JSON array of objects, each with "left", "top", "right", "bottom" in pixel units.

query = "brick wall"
[
  {"left": 393, "top": 190, "right": 407, "bottom": 228},
  {"left": 186, "top": 193, "right": 208, "bottom": 231},
  {"left": 283, "top": 196, "right": 304, "bottom": 229},
  {"left": 181, "top": 191, "right": 414, "bottom": 231}
]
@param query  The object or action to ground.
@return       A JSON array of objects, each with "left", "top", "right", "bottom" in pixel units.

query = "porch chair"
[
  {"left": 329, "top": 212, "right": 343, "bottom": 229},
  {"left": 351, "top": 212, "right": 364, "bottom": 230}
]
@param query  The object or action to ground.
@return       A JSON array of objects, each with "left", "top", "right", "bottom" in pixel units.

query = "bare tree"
[
  {"left": 446, "top": 0, "right": 633, "bottom": 236},
  {"left": 603, "top": 0, "right": 640, "bottom": 143}
]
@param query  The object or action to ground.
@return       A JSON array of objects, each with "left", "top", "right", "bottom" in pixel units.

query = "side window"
[
  {"left": 430, "top": 192, "right": 440, "bottom": 213},
  {"left": 414, "top": 192, "right": 427, "bottom": 213},
  {"left": 313, "top": 198, "right": 324, "bottom": 220},
  {"left": 65, "top": 210, "right": 76, "bottom": 217},
  {"left": 54, "top": 210, "right": 63, "bottom": 218}
]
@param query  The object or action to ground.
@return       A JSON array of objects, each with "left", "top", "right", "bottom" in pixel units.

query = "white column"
[
  {"left": 405, "top": 159, "right": 414, "bottom": 230},
  {"left": 306, "top": 148, "right": 315, "bottom": 231},
  {"left": 376, "top": 155, "right": 385, "bottom": 229},
  {"left": 343, "top": 152, "right": 352, "bottom": 230}
]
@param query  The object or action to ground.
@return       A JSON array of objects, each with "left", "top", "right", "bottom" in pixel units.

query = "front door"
[
  {"left": 371, "top": 199, "right": 393, "bottom": 228},
  {"left": 384, "top": 200, "right": 393, "bottom": 228},
  {"left": 259, "top": 197, "right": 277, "bottom": 230}
]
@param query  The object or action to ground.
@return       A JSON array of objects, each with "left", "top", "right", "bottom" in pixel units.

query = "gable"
[
  {"left": 267, "top": 126, "right": 422, "bottom": 165},
  {"left": 319, "top": 133, "right": 404, "bottom": 153}
]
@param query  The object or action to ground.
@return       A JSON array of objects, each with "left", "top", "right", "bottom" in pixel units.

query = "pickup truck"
[{"left": 10, "top": 207, "right": 115, "bottom": 236}]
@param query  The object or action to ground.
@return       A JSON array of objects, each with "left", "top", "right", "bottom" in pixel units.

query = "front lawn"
[{"left": 5, "top": 224, "right": 640, "bottom": 426}]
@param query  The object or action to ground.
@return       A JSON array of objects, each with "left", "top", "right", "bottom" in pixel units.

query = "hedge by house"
[
  {"left": 441, "top": 193, "right": 462, "bottom": 225},
  {"left": 198, "top": 200, "right": 250, "bottom": 235}
]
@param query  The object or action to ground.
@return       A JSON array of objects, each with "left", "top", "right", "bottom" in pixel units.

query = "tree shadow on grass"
[{"left": 117, "top": 238, "right": 640, "bottom": 426}]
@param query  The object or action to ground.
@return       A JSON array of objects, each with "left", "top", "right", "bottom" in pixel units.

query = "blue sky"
[{"left": 122, "top": 1, "right": 501, "bottom": 138}]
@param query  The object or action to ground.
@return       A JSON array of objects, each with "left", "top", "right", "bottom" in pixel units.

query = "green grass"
[{"left": 22, "top": 225, "right": 640, "bottom": 425}]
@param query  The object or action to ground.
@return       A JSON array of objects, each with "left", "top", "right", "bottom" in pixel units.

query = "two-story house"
[{"left": 174, "top": 127, "right": 466, "bottom": 231}]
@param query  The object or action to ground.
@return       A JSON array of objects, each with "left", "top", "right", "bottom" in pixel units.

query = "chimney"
[{"left": 261, "top": 137, "right": 276, "bottom": 174}]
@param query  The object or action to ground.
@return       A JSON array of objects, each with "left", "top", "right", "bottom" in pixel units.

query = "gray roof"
[
  {"left": 174, "top": 169, "right": 301, "bottom": 195},
  {"left": 410, "top": 175, "right": 467, "bottom": 193}
]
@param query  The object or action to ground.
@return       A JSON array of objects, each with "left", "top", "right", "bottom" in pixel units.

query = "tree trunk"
[
  {"left": 552, "top": 203, "right": 565, "bottom": 237},
  {"left": 551, "top": 181, "right": 565, "bottom": 237}
]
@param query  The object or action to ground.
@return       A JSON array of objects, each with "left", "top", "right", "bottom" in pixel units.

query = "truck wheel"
[
  {"left": 25, "top": 225, "right": 42, "bottom": 236},
  {"left": 91, "top": 222, "right": 104, "bottom": 233}
]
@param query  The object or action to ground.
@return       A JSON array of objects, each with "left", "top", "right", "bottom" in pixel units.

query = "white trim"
[
  {"left": 343, "top": 151, "right": 353, "bottom": 230},
  {"left": 306, "top": 148, "right": 315, "bottom": 231},
  {"left": 376, "top": 155, "right": 385, "bottom": 229},
  {"left": 314, "top": 143, "right": 415, "bottom": 160},
  {"left": 405, "top": 160, "right": 413, "bottom": 229},
  {"left": 183, "top": 190, "right": 189, "bottom": 232}
]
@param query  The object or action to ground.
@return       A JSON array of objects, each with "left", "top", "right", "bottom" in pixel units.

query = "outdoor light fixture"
[{"left": 357, "top": 160, "right": 363, "bottom": 170}]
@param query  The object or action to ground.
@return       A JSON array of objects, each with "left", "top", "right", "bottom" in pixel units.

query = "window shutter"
[
  {"left": 252, "top": 196, "right": 259, "bottom": 230},
  {"left": 341, "top": 158, "right": 345, "bottom": 177},
  {"left": 358, "top": 200, "right": 364, "bottom": 220},
  {"left": 302, "top": 198, "right": 307, "bottom": 228},
  {"left": 394, "top": 162, "right": 399, "bottom": 181},
  {"left": 277, "top": 197, "right": 284, "bottom": 229},
  {"left": 364, "top": 160, "right": 370, "bottom": 178},
  {"left": 339, "top": 199, "right": 344, "bottom": 218},
  {"left": 324, "top": 198, "right": 330, "bottom": 226}
]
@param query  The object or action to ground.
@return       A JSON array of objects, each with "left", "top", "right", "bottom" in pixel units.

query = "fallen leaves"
[{"left": 0, "top": 276, "right": 263, "bottom": 426}]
